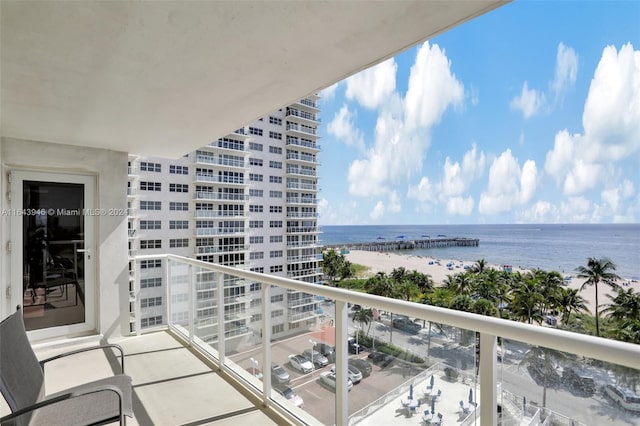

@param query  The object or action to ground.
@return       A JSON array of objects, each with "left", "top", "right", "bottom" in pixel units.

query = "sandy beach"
[{"left": 344, "top": 250, "right": 639, "bottom": 314}]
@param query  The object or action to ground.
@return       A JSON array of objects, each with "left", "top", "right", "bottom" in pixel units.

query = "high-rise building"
[{"left": 127, "top": 97, "right": 322, "bottom": 346}]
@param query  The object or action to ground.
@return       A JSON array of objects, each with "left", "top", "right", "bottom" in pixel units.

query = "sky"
[{"left": 316, "top": 1, "right": 640, "bottom": 225}]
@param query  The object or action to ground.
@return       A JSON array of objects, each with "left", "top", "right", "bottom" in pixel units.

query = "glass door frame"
[{"left": 9, "top": 169, "right": 97, "bottom": 340}]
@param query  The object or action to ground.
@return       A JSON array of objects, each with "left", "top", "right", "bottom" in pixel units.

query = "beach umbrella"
[
  {"left": 409, "top": 383, "right": 413, "bottom": 400},
  {"left": 469, "top": 388, "right": 473, "bottom": 404},
  {"left": 430, "top": 397, "right": 435, "bottom": 415},
  {"left": 430, "top": 375, "right": 435, "bottom": 388}
]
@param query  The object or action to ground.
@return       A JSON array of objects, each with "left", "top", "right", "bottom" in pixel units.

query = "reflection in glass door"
[{"left": 10, "top": 171, "right": 95, "bottom": 336}]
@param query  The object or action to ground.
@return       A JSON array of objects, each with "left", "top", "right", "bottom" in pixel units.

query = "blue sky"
[{"left": 316, "top": 1, "right": 640, "bottom": 225}]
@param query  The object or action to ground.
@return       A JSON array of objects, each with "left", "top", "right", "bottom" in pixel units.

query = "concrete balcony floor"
[{"left": 2, "top": 331, "right": 286, "bottom": 426}]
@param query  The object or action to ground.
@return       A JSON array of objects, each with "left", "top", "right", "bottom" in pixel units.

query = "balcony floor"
[{"left": 2, "top": 331, "right": 284, "bottom": 426}]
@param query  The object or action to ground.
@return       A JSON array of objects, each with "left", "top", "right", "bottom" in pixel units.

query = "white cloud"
[
  {"left": 552, "top": 42, "right": 578, "bottom": 98},
  {"left": 510, "top": 81, "right": 546, "bottom": 118},
  {"left": 447, "top": 196, "right": 474, "bottom": 215},
  {"left": 601, "top": 179, "right": 635, "bottom": 210},
  {"left": 404, "top": 42, "right": 464, "bottom": 131},
  {"left": 560, "top": 196, "right": 595, "bottom": 223},
  {"left": 545, "top": 43, "right": 640, "bottom": 200},
  {"left": 347, "top": 42, "right": 464, "bottom": 198},
  {"left": 388, "top": 191, "right": 402, "bottom": 213},
  {"left": 370, "top": 201, "right": 385, "bottom": 220},
  {"left": 406, "top": 177, "right": 436, "bottom": 203},
  {"left": 517, "top": 201, "right": 560, "bottom": 223},
  {"left": 327, "top": 105, "right": 365, "bottom": 152},
  {"left": 478, "top": 149, "right": 538, "bottom": 215},
  {"left": 345, "top": 59, "right": 397, "bottom": 109}
]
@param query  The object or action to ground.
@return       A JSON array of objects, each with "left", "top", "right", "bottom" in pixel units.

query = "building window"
[
  {"left": 270, "top": 265, "right": 283, "bottom": 273},
  {"left": 140, "top": 201, "right": 161, "bottom": 210},
  {"left": 140, "top": 239, "right": 162, "bottom": 249},
  {"left": 249, "top": 158, "right": 263, "bottom": 167},
  {"left": 269, "top": 176, "right": 282, "bottom": 184},
  {"left": 271, "top": 294, "right": 284, "bottom": 303},
  {"left": 249, "top": 236, "right": 264, "bottom": 244},
  {"left": 169, "top": 202, "right": 188, "bottom": 211},
  {"left": 269, "top": 235, "right": 283, "bottom": 243},
  {"left": 169, "top": 220, "right": 189, "bottom": 230},
  {"left": 141, "top": 316, "right": 163, "bottom": 328},
  {"left": 251, "top": 314, "right": 262, "bottom": 322},
  {"left": 169, "top": 183, "right": 189, "bottom": 192},
  {"left": 269, "top": 116, "right": 282, "bottom": 125},
  {"left": 270, "top": 250, "right": 283, "bottom": 258},
  {"left": 249, "top": 173, "right": 263, "bottom": 182},
  {"left": 141, "top": 297, "right": 162, "bottom": 308},
  {"left": 249, "top": 142, "right": 263, "bottom": 151},
  {"left": 140, "top": 162, "right": 161, "bottom": 172},
  {"left": 249, "top": 127, "right": 263, "bottom": 136},
  {"left": 249, "top": 220, "right": 263, "bottom": 228},
  {"left": 269, "top": 131, "right": 282, "bottom": 140},
  {"left": 140, "top": 259, "right": 162, "bottom": 269},
  {"left": 269, "top": 221, "right": 283, "bottom": 228},
  {"left": 269, "top": 191, "right": 282, "bottom": 198},
  {"left": 140, "top": 220, "right": 161, "bottom": 230},
  {"left": 289, "top": 322, "right": 300, "bottom": 330},
  {"left": 269, "top": 146, "right": 283, "bottom": 155},
  {"left": 271, "top": 309, "right": 284, "bottom": 318},
  {"left": 269, "top": 206, "right": 283, "bottom": 213},
  {"left": 250, "top": 267, "right": 264, "bottom": 273},
  {"left": 140, "top": 181, "right": 162, "bottom": 191},
  {"left": 249, "top": 205, "right": 263, "bottom": 213},
  {"left": 170, "top": 238, "right": 189, "bottom": 248},
  {"left": 140, "top": 277, "right": 162, "bottom": 288},
  {"left": 269, "top": 161, "right": 282, "bottom": 169},
  {"left": 249, "top": 189, "right": 263, "bottom": 197},
  {"left": 272, "top": 324, "right": 284, "bottom": 334},
  {"left": 169, "top": 165, "right": 189, "bottom": 174},
  {"left": 249, "top": 252, "right": 264, "bottom": 260}
]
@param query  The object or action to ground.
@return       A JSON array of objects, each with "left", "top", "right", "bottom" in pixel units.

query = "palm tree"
[
  {"left": 575, "top": 257, "right": 621, "bottom": 337},
  {"left": 521, "top": 346, "right": 566, "bottom": 409},
  {"left": 353, "top": 308, "right": 373, "bottom": 336},
  {"left": 557, "top": 287, "right": 589, "bottom": 324},
  {"left": 510, "top": 275, "right": 544, "bottom": 324},
  {"left": 364, "top": 272, "right": 395, "bottom": 342},
  {"left": 472, "top": 258, "right": 487, "bottom": 274},
  {"left": 602, "top": 287, "right": 640, "bottom": 322}
]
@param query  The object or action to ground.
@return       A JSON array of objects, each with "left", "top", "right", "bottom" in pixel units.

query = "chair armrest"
[
  {"left": 0, "top": 385, "right": 125, "bottom": 425},
  {"left": 39, "top": 344, "right": 126, "bottom": 374}
]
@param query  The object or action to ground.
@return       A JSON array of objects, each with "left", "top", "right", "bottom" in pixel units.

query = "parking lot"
[{"left": 230, "top": 325, "right": 426, "bottom": 425}]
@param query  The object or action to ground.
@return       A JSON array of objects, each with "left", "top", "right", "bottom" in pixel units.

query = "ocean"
[{"left": 320, "top": 224, "right": 640, "bottom": 280}]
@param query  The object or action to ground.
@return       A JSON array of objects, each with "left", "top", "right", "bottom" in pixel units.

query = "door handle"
[{"left": 77, "top": 248, "right": 91, "bottom": 260}]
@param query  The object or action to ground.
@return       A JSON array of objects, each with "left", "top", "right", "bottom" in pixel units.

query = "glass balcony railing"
[{"left": 132, "top": 254, "right": 640, "bottom": 426}]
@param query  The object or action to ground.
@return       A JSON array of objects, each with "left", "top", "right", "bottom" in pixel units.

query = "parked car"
[
  {"left": 271, "top": 363, "right": 290, "bottom": 384},
  {"left": 288, "top": 354, "right": 314, "bottom": 374},
  {"left": 392, "top": 316, "right": 421, "bottom": 334},
  {"left": 319, "top": 371, "right": 353, "bottom": 391},
  {"left": 347, "top": 337, "right": 366, "bottom": 354},
  {"left": 331, "top": 364, "right": 362, "bottom": 384},
  {"left": 349, "top": 358, "right": 372, "bottom": 378},
  {"left": 603, "top": 384, "right": 640, "bottom": 413},
  {"left": 368, "top": 351, "right": 395, "bottom": 368},
  {"left": 314, "top": 343, "right": 336, "bottom": 363},
  {"left": 302, "top": 348, "right": 329, "bottom": 368},
  {"left": 273, "top": 384, "right": 304, "bottom": 408},
  {"left": 561, "top": 367, "right": 595, "bottom": 397}
]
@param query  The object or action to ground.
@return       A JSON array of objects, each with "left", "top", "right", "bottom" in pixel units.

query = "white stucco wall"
[{"left": 0, "top": 137, "right": 129, "bottom": 339}]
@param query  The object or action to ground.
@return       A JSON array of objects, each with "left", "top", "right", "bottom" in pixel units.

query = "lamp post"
[
  {"left": 309, "top": 339, "right": 317, "bottom": 369},
  {"left": 250, "top": 357, "right": 259, "bottom": 377}
]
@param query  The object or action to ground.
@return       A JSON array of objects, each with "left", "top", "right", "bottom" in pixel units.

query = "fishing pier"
[{"left": 327, "top": 237, "right": 479, "bottom": 252}]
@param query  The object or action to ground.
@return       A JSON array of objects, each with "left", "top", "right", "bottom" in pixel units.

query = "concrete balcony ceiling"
[{"left": 1, "top": 1, "right": 507, "bottom": 158}]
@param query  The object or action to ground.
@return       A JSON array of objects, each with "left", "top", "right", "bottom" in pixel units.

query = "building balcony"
[
  {"left": 285, "top": 107, "right": 319, "bottom": 125},
  {"left": 286, "top": 268, "right": 323, "bottom": 280},
  {"left": 286, "top": 153, "right": 318, "bottom": 165},
  {"left": 285, "top": 122, "right": 319, "bottom": 139},
  {"left": 286, "top": 167, "right": 317, "bottom": 177},
  {"left": 194, "top": 173, "right": 246, "bottom": 185},
  {"left": 286, "top": 182, "right": 318, "bottom": 191},
  {"left": 286, "top": 211, "right": 319, "bottom": 219},
  {"left": 194, "top": 210, "right": 246, "bottom": 219},
  {"left": 286, "top": 137, "right": 320, "bottom": 152},
  {"left": 195, "top": 244, "right": 250, "bottom": 255},
  {"left": 286, "top": 226, "right": 321, "bottom": 234},
  {"left": 195, "top": 227, "right": 246, "bottom": 236},
  {"left": 194, "top": 191, "right": 249, "bottom": 202},
  {"left": 8, "top": 253, "right": 639, "bottom": 426},
  {"left": 286, "top": 197, "right": 318, "bottom": 205},
  {"left": 286, "top": 254, "right": 319, "bottom": 263},
  {"left": 293, "top": 98, "right": 320, "bottom": 112},
  {"left": 286, "top": 241, "right": 320, "bottom": 248},
  {"left": 195, "top": 154, "right": 247, "bottom": 169}
]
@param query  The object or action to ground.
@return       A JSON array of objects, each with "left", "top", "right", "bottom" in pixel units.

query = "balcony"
[
  {"left": 195, "top": 154, "right": 247, "bottom": 169},
  {"left": 286, "top": 152, "right": 318, "bottom": 165},
  {"left": 286, "top": 122, "right": 318, "bottom": 138},
  {"left": 286, "top": 226, "right": 321, "bottom": 234},
  {"left": 286, "top": 197, "right": 318, "bottom": 205},
  {"left": 195, "top": 244, "right": 250, "bottom": 255},
  {"left": 286, "top": 167, "right": 317, "bottom": 177},
  {"left": 286, "top": 137, "right": 320, "bottom": 152},
  {"left": 195, "top": 227, "right": 246, "bottom": 236},
  {"left": 195, "top": 209, "right": 246, "bottom": 219},
  {"left": 194, "top": 173, "right": 245, "bottom": 185},
  {"left": 194, "top": 191, "right": 249, "bottom": 202},
  {"left": 286, "top": 107, "right": 319, "bottom": 125},
  {"left": 8, "top": 254, "right": 639, "bottom": 426}
]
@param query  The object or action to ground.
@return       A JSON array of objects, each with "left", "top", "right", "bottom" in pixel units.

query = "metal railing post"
[
  {"left": 262, "top": 283, "right": 272, "bottom": 405},
  {"left": 335, "top": 300, "right": 348, "bottom": 426},
  {"left": 479, "top": 332, "right": 497, "bottom": 426},
  {"left": 217, "top": 271, "right": 225, "bottom": 368},
  {"left": 187, "top": 263, "right": 195, "bottom": 344}
]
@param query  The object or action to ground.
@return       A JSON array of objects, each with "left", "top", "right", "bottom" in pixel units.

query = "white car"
[
  {"left": 273, "top": 384, "right": 304, "bottom": 408},
  {"left": 320, "top": 371, "right": 353, "bottom": 391},
  {"left": 331, "top": 365, "right": 362, "bottom": 384},
  {"left": 288, "top": 354, "right": 314, "bottom": 374}
]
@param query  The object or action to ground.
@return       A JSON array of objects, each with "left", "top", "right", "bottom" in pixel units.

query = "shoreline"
[{"left": 344, "top": 250, "right": 639, "bottom": 313}]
